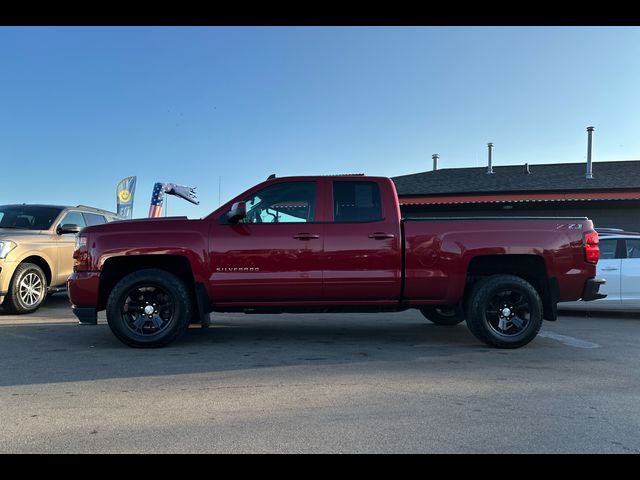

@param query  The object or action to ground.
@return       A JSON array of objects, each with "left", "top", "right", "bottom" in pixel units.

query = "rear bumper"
[
  {"left": 582, "top": 277, "right": 606, "bottom": 301},
  {"left": 73, "top": 306, "right": 98, "bottom": 325}
]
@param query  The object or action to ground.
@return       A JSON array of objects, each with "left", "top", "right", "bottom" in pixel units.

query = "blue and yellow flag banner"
[{"left": 116, "top": 176, "right": 136, "bottom": 219}]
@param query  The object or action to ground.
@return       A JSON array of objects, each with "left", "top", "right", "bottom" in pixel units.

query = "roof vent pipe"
[
  {"left": 586, "top": 126, "right": 595, "bottom": 179},
  {"left": 524, "top": 163, "right": 531, "bottom": 174},
  {"left": 487, "top": 143, "right": 494, "bottom": 174},
  {"left": 432, "top": 154, "right": 439, "bottom": 171}
]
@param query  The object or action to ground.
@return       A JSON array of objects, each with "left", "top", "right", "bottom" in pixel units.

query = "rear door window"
[{"left": 333, "top": 181, "right": 382, "bottom": 222}]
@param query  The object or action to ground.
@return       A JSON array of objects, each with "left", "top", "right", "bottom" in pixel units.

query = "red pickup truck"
[{"left": 68, "top": 175, "right": 604, "bottom": 349}]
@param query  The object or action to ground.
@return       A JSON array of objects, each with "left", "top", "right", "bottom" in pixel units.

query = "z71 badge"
[{"left": 556, "top": 223, "right": 583, "bottom": 230}]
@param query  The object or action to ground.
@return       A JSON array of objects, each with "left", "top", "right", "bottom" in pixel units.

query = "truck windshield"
[{"left": 0, "top": 205, "right": 64, "bottom": 230}]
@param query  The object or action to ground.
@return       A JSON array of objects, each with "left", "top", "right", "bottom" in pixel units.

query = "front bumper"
[
  {"left": 68, "top": 271, "right": 101, "bottom": 324},
  {"left": 582, "top": 277, "right": 607, "bottom": 301},
  {"left": 68, "top": 271, "right": 100, "bottom": 305},
  {"left": 73, "top": 306, "right": 98, "bottom": 325},
  {"left": 0, "top": 260, "right": 8, "bottom": 303}
]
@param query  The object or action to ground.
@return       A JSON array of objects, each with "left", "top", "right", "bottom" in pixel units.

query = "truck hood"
[{"left": 82, "top": 216, "right": 200, "bottom": 235}]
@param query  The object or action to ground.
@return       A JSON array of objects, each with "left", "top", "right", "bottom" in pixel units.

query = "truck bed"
[{"left": 402, "top": 216, "right": 593, "bottom": 306}]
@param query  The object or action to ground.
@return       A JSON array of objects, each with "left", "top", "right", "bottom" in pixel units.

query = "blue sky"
[{"left": 1, "top": 26, "right": 639, "bottom": 218}]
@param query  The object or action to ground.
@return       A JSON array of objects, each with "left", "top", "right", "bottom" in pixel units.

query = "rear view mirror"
[
  {"left": 57, "top": 223, "right": 82, "bottom": 235},
  {"left": 227, "top": 201, "right": 247, "bottom": 223}
]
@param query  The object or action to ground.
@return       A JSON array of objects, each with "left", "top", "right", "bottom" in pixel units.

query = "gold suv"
[{"left": 0, "top": 204, "right": 122, "bottom": 314}]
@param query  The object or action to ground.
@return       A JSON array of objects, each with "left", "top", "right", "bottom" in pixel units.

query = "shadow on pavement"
[
  {"left": 2, "top": 298, "right": 637, "bottom": 388},
  {"left": 0, "top": 310, "right": 510, "bottom": 387},
  {"left": 0, "top": 293, "right": 71, "bottom": 317}
]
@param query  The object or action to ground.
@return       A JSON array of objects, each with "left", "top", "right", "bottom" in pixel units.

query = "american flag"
[{"left": 148, "top": 182, "right": 165, "bottom": 218}]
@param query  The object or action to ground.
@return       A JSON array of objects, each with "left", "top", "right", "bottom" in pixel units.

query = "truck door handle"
[
  {"left": 368, "top": 232, "right": 395, "bottom": 239},
  {"left": 293, "top": 233, "right": 320, "bottom": 240},
  {"left": 601, "top": 267, "right": 618, "bottom": 271}
]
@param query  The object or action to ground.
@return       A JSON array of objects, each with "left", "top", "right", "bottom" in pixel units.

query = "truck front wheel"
[
  {"left": 465, "top": 274, "right": 543, "bottom": 349},
  {"left": 106, "top": 269, "right": 193, "bottom": 348}
]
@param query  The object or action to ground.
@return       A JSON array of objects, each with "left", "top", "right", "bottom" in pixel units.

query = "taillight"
[
  {"left": 73, "top": 234, "right": 91, "bottom": 271},
  {"left": 584, "top": 231, "right": 600, "bottom": 264}
]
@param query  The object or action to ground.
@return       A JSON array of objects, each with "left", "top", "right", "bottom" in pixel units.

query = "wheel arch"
[
  {"left": 98, "top": 255, "right": 196, "bottom": 310},
  {"left": 465, "top": 254, "right": 556, "bottom": 321},
  {"left": 18, "top": 255, "right": 53, "bottom": 286}
]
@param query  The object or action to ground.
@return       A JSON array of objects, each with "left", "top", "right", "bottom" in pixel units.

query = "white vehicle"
[{"left": 559, "top": 231, "right": 640, "bottom": 312}]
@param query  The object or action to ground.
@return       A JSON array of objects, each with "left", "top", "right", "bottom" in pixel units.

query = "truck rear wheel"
[
  {"left": 419, "top": 306, "right": 465, "bottom": 325},
  {"left": 465, "top": 274, "right": 543, "bottom": 349},
  {"left": 106, "top": 269, "right": 192, "bottom": 348}
]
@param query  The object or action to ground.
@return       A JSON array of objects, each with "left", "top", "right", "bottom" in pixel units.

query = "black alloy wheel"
[
  {"left": 121, "top": 284, "right": 176, "bottom": 337},
  {"left": 485, "top": 289, "right": 531, "bottom": 337},
  {"left": 466, "top": 274, "right": 543, "bottom": 349},
  {"left": 106, "top": 269, "right": 192, "bottom": 348}
]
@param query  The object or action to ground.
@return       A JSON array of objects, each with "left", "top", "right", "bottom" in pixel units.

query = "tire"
[
  {"left": 3, "top": 263, "right": 48, "bottom": 314},
  {"left": 106, "top": 269, "right": 193, "bottom": 348},
  {"left": 465, "top": 274, "right": 543, "bottom": 349},
  {"left": 419, "top": 306, "right": 465, "bottom": 325}
]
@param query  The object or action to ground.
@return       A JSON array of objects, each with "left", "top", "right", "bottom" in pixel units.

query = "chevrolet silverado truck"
[{"left": 68, "top": 175, "right": 604, "bottom": 348}]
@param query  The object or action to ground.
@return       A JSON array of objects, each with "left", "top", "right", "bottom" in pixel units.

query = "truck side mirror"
[
  {"left": 227, "top": 201, "right": 247, "bottom": 223},
  {"left": 57, "top": 223, "right": 82, "bottom": 235}
]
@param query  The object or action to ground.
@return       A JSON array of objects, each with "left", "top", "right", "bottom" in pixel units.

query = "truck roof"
[{"left": 262, "top": 174, "right": 387, "bottom": 182}]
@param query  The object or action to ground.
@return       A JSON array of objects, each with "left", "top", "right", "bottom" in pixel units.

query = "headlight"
[{"left": 0, "top": 240, "right": 17, "bottom": 259}]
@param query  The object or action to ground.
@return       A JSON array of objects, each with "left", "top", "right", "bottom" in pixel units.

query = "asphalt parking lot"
[{"left": 1, "top": 294, "right": 639, "bottom": 453}]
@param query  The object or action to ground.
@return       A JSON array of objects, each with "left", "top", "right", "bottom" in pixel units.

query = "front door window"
[{"left": 241, "top": 182, "right": 316, "bottom": 224}]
